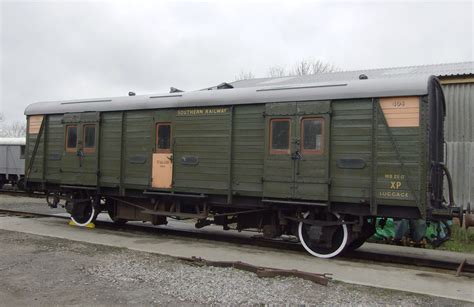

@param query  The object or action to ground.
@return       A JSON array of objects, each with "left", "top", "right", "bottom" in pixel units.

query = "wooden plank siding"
[
  {"left": 330, "top": 100, "right": 372, "bottom": 204},
  {"left": 99, "top": 112, "right": 122, "bottom": 187},
  {"left": 26, "top": 116, "right": 44, "bottom": 181},
  {"left": 44, "top": 115, "right": 63, "bottom": 183},
  {"left": 122, "top": 111, "right": 153, "bottom": 189},
  {"left": 231, "top": 104, "right": 265, "bottom": 196},
  {"left": 173, "top": 109, "right": 231, "bottom": 194},
  {"left": 329, "top": 98, "right": 422, "bottom": 208}
]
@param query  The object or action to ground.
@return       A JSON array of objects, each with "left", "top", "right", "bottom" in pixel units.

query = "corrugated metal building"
[
  {"left": 222, "top": 62, "right": 474, "bottom": 207},
  {"left": 441, "top": 71, "right": 474, "bottom": 208}
]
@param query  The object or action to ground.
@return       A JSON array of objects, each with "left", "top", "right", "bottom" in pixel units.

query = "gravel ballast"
[{"left": 0, "top": 229, "right": 469, "bottom": 306}]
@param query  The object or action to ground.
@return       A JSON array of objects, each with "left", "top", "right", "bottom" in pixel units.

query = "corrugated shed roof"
[{"left": 227, "top": 61, "right": 474, "bottom": 89}]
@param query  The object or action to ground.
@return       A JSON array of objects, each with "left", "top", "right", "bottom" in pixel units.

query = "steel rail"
[{"left": 0, "top": 189, "right": 46, "bottom": 198}]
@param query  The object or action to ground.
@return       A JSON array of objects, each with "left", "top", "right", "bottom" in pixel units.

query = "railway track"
[
  {"left": 0, "top": 207, "right": 472, "bottom": 276},
  {"left": 0, "top": 189, "right": 45, "bottom": 198}
]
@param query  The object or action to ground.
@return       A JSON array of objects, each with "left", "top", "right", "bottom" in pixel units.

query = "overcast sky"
[{"left": 1, "top": 0, "right": 472, "bottom": 123}]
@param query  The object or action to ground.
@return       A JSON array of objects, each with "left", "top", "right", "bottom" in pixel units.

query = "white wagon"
[{"left": 0, "top": 137, "right": 26, "bottom": 187}]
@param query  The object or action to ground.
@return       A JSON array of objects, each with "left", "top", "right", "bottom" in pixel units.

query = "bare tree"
[
  {"left": 235, "top": 70, "right": 255, "bottom": 81},
  {"left": 309, "top": 60, "right": 337, "bottom": 74},
  {"left": 266, "top": 59, "right": 338, "bottom": 77},
  {"left": 0, "top": 121, "right": 26, "bottom": 137},
  {"left": 267, "top": 66, "right": 287, "bottom": 78},
  {"left": 291, "top": 59, "right": 337, "bottom": 76},
  {"left": 0, "top": 113, "right": 5, "bottom": 137},
  {"left": 292, "top": 60, "right": 313, "bottom": 76}
]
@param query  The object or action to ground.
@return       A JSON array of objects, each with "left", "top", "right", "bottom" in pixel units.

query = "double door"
[
  {"left": 61, "top": 112, "right": 99, "bottom": 186},
  {"left": 263, "top": 101, "right": 330, "bottom": 201}
]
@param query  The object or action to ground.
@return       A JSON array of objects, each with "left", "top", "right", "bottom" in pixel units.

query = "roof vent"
[
  {"left": 170, "top": 87, "right": 184, "bottom": 93},
  {"left": 128, "top": 91, "right": 136, "bottom": 96},
  {"left": 216, "top": 82, "right": 234, "bottom": 90},
  {"left": 359, "top": 74, "right": 368, "bottom": 80}
]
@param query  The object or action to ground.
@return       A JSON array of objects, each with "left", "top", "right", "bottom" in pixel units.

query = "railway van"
[
  {"left": 0, "top": 137, "right": 25, "bottom": 188},
  {"left": 23, "top": 75, "right": 461, "bottom": 258}
]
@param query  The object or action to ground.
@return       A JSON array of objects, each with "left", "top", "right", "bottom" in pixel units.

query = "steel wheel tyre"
[
  {"left": 70, "top": 202, "right": 96, "bottom": 227},
  {"left": 298, "top": 212, "right": 348, "bottom": 259}
]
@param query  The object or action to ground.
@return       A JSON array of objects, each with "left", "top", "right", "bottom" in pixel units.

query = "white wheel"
[
  {"left": 70, "top": 202, "right": 96, "bottom": 227},
  {"left": 298, "top": 212, "right": 348, "bottom": 258}
]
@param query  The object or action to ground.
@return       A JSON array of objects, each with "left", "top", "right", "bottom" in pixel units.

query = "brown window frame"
[
  {"left": 300, "top": 117, "right": 324, "bottom": 155},
  {"left": 156, "top": 122, "right": 172, "bottom": 153},
  {"left": 269, "top": 118, "right": 291, "bottom": 155},
  {"left": 65, "top": 125, "right": 78, "bottom": 153},
  {"left": 83, "top": 124, "right": 96, "bottom": 153}
]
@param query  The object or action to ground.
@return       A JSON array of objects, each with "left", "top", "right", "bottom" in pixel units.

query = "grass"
[{"left": 435, "top": 224, "right": 474, "bottom": 253}]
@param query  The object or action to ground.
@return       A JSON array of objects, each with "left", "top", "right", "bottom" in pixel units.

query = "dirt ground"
[{"left": 0, "top": 229, "right": 470, "bottom": 306}]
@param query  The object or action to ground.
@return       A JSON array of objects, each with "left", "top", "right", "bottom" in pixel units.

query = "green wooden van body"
[{"left": 24, "top": 76, "right": 448, "bottom": 220}]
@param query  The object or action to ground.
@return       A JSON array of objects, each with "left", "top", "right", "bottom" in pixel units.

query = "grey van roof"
[{"left": 25, "top": 75, "right": 433, "bottom": 116}]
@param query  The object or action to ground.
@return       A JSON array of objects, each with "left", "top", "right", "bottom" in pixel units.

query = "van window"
[
  {"left": 83, "top": 125, "right": 96, "bottom": 153},
  {"left": 270, "top": 119, "right": 290, "bottom": 154},
  {"left": 301, "top": 118, "right": 323, "bottom": 154},
  {"left": 65, "top": 125, "right": 77, "bottom": 152},
  {"left": 20, "top": 145, "right": 25, "bottom": 159},
  {"left": 156, "top": 123, "right": 171, "bottom": 153}
]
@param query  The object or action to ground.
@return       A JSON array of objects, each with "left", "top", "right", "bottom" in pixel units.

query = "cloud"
[{"left": 1, "top": 0, "right": 472, "bottom": 122}]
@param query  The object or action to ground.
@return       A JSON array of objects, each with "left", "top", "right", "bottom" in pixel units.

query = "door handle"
[
  {"left": 291, "top": 150, "right": 302, "bottom": 161},
  {"left": 77, "top": 150, "right": 84, "bottom": 167},
  {"left": 292, "top": 150, "right": 302, "bottom": 175}
]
